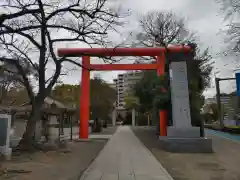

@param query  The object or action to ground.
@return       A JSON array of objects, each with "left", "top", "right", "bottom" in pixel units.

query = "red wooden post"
[
  {"left": 157, "top": 54, "right": 167, "bottom": 136},
  {"left": 80, "top": 56, "right": 90, "bottom": 139},
  {"left": 159, "top": 110, "right": 167, "bottom": 136}
]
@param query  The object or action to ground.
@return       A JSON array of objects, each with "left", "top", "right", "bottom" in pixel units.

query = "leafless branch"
[
  {"left": 0, "top": 9, "right": 40, "bottom": 25},
  {"left": 0, "top": 57, "right": 34, "bottom": 99},
  {"left": 0, "top": 0, "right": 124, "bottom": 108},
  {"left": 136, "top": 12, "right": 194, "bottom": 47},
  {"left": 129, "top": 11, "right": 195, "bottom": 62},
  {"left": 217, "top": 0, "right": 240, "bottom": 57}
]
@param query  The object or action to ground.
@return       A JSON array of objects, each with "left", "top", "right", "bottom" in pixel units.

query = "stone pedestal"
[
  {"left": 167, "top": 127, "right": 200, "bottom": 138},
  {"left": 159, "top": 137, "right": 213, "bottom": 153},
  {"left": 48, "top": 115, "right": 59, "bottom": 143},
  {"left": 34, "top": 120, "right": 42, "bottom": 141}
]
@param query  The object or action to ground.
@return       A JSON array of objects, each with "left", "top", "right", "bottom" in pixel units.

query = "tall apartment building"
[{"left": 112, "top": 71, "right": 142, "bottom": 109}]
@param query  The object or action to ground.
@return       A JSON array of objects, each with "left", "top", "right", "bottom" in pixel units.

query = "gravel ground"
[
  {"left": 132, "top": 126, "right": 240, "bottom": 180},
  {"left": 1, "top": 127, "right": 117, "bottom": 180}
]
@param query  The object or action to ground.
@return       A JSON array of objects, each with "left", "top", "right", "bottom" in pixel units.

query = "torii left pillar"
[{"left": 80, "top": 56, "right": 90, "bottom": 139}]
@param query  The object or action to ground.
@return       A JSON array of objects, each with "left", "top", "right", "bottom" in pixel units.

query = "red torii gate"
[{"left": 58, "top": 46, "right": 191, "bottom": 139}]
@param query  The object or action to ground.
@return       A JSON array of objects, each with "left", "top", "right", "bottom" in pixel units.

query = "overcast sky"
[{"left": 60, "top": 0, "right": 238, "bottom": 98}]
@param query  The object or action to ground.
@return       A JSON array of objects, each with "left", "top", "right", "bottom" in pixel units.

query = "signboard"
[{"left": 235, "top": 72, "right": 240, "bottom": 96}]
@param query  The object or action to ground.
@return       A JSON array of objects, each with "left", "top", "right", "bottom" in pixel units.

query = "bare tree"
[
  {"left": 134, "top": 12, "right": 195, "bottom": 48},
  {"left": 0, "top": 0, "right": 123, "bottom": 150},
  {"left": 217, "top": 0, "right": 240, "bottom": 56},
  {"left": 131, "top": 11, "right": 213, "bottom": 127},
  {"left": 129, "top": 11, "right": 195, "bottom": 63},
  {"left": 217, "top": 0, "right": 240, "bottom": 19},
  {"left": 0, "top": 62, "right": 32, "bottom": 104}
]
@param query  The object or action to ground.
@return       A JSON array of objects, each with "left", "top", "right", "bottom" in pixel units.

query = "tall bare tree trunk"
[{"left": 18, "top": 102, "right": 42, "bottom": 151}]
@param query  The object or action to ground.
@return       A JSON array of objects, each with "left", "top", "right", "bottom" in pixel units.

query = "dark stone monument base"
[
  {"left": 167, "top": 127, "right": 201, "bottom": 138},
  {"left": 158, "top": 137, "right": 213, "bottom": 153}
]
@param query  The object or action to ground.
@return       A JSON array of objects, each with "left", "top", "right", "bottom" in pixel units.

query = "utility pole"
[
  {"left": 215, "top": 78, "right": 223, "bottom": 128},
  {"left": 215, "top": 77, "right": 236, "bottom": 129}
]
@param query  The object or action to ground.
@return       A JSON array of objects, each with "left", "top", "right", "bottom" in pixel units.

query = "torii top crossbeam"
[{"left": 58, "top": 46, "right": 191, "bottom": 57}]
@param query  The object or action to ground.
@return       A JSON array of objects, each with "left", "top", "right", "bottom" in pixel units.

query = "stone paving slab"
[
  {"left": 80, "top": 126, "right": 173, "bottom": 180},
  {"left": 89, "top": 134, "right": 113, "bottom": 139}
]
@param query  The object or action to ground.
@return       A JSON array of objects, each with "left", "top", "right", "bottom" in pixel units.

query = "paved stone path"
[{"left": 80, "top": 126, "right": 173, "bottom": 180}]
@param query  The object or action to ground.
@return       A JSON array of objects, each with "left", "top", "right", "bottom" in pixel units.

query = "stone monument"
[{"left": 159, "top": 52, "right": 213, "bottom": 153}]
